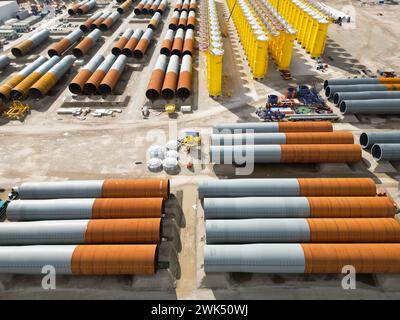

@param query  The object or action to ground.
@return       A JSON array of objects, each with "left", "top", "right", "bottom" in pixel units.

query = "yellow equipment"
[
  {"left": 165, "top": 103, "right": 176, "bottom": 114},
  {"left": 184, "top": 134, "right": 201, "bottom": 147},
  {"left": 2, "top": 100, "right": 31, "bottom": 120}
]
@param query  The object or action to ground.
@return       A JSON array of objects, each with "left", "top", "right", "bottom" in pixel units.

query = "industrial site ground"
[{"left": 0, "top": 0, "right": 400, "bottom": 299}]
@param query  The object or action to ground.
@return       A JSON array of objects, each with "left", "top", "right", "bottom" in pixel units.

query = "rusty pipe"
[
  {"left": 48, "top": 29, "right": 84, "bottom": 57},
  {"left": 90, "top": 11, "right": 110, "bottom": 30},
  {"left": 100, "top": 11, "right": 121, "bottom": 31},
  {"left": 146, "top": 54, "right": 168, "bottom": 100},
  {"left": 169, "top": 11, "right": 180, "bottom": 30},
  {"left": 134, "top": 0, "right": 147, "bottom": 15},
  {"left": 174, "top": 0, "right": 183, "bottom": 11},
  {"left": 178, "top": 10, "right": 188, "bottom": 29},
  {"left": 157, "top": 0, "right": 168, "bottom": 14},
  {"left": 80, "top": 11, "right": 103, "bottom": 32},
  {"left": 99, "top": 54, "right": 127, "bottom": 95},
  {"left": 68, "top": 0, "right": 88, "bottom": 15},
  {"left": 69, "top": 53, "right": 104, "bottom": 94},
  {"left": 143, "top": 0, "right": 154, "bottom": 14},
  {"left": 77, "top": 0, "right": 96, "bottom": 15},
  {"left": 73, "top": 28, "right": 102, "bottom": 58},
  {"left": 182, "top": 28, "right": 194, "bottom": 56},
  {"left": 177, "top": 54, "right": 192, "bottom": 100},
  {"left": 160, "top": 29, "right": 175, "bottom": 55},
  {"left": 112, "top": 28, "right": 134, "bottom": 55},
  {"left": 29, "top": 55, "right": 76, "bottom": 99},
  {"left": 161, "top": 54, "right": 180, "bottom": 100},
  {"left": 11, "top": 29, "right": 50, "bottom": 57},
  {"left": 189, "top": 0, "right": 197, "bottom": 11},
  {"left": 122, "top": 29, "right": 144, "bottom": 57},
  {"left": 149, "top": 0, "right": 161, "bottom": 14},
  {"left": 187, "top": 10, "right": 196, "bottom": 29},
  {"left": 171, "top": 28, "right": 184, "bottom": 56},
  {"left": 83, "top": 53, "right": 117, "bottom": 94},
  {"left": 133, "top": 28, "right": 153, "bottom": 59},
  {"left": 182, "top": 0, "right": 190, "bottom": 11}
]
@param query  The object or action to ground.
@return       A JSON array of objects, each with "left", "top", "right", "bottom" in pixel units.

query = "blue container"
[
  {"left": 268, "top": 94, "right": 279, "bottom": 105},
  {"left": 298, "top": 85, "right": 310, "bottom": 97}
]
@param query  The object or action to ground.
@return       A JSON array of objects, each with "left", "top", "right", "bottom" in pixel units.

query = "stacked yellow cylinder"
[
  {"left": 226, "top": 0, "right": 269, "bottom": 79},
  {"left": 206, "top": 0, "right": 224, "bottom": 97}
]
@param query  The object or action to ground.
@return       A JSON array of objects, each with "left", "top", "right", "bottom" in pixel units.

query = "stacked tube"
[
  {"left": 91, "top": 12, "right": 111, "bottom": 30},
  {"left": 69, "top": 53, "right": 104, "bottom": 94},
  {"left": 122, "top": 29, "right": 144, "bottom": 57},
  {"left": 201, "top": 178, "right": 400, "bottom": 273},
  {"left": 0, "top": 179, "right": 171, "bottom": 275},
  {"left": 48, "top": 28, "right": 84, "bottom": 57},
  {"left": 72, "top": 29, "right": 102, "bottom": 58},
  {"left": 11, "top": 29, "right": 50, "bottom": 57},
  {"left": 135, "top": 0, "right": 168, "bottom": 15},
  {"left": 112, "top": 29, "right": 134, "bottom": 55},
  {"left": 83, "top": 53, "right": 117, "bottom": 94},
  {"left": 80, "top": 11, "right": 103, "bottom": 32},
  {"left": 225, "top": 0, "right": 269, "bottom": 79},
  {"left": 360, "top": 131, "right": 400, "bottom": 162},
  {"left": 77, "top": 0, "right": 97, "bottom": 15}
]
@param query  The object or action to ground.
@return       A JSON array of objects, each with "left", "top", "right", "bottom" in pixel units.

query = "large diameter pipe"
[
  {"left": 189, "top": 0, "right": 197, "bottom": 11},
  {"left": 149, "top": 0, "right": 161, "bottom": 14},
  {"left": 112, "top": 28, "right": 134, "bottom": 55},
  {"left": 122, "top": 29, "right": 144, "bottom": 57},
  {"left": 177, "top": 54, "right": 192, "bottom": 100},
  {"left": 182, "top": 28, "right": 194, "bottom": 56},
  {"left": 77, "top": 0, "right": 96, "bottom": 14},
  {"left": 175, "top": 0, "right": 183, "bottom": 11},
  {"left": 211, "top": 132, "right": 354, "bottom": 145},
  {"left": 48, "top": 29, "right": 84, "bottom": 57},
  {"left": 133, "top": 28, "right": 154, "bottom": 59},
  {"left": 161, "top": 54, "right": 180, "bottom": 100},
  {"left": 73, "top": 28, "right": 102, "bottom": 58},
  {"left": 0, "top": 218, "right": 161, "bottom": 245},
  {"left": 199, "top": 178, "right": 376, "bottom": 201},
  {"left": 372, "top": 144, "right": 400, "bottom": 161},
  {"left": 69, "top": 53, "right": 104, "bottom": 94},
  {"left": 213, "top": 122, "right": 333, "bottom": 133},
  {"left": 16, "top": 179, "right": 170, "bottom": 200},
  {"left": 182, "top": 0, "right": 190, "bottom": 11},
  {"left": 169, "top": 11, "right": 180, "bottom": 30},
  {"left": 91, "top": 11, "right": 110, "bottom": 30},
  {"left": 340, "top": 99, "right": 400, "bottom": 115},
  {"left": 117, "top": 0, "right": 133, "bottom": 14},
  {"left": 83, "top": 53, "right": 116, "bottom": 94},
  {"left": 171, "top": 28, "right": 184, "bottom": 56},
  {"left": 333, "top": 91, "right": 400, "bottom": 106},
  {"left": 80, "top": 11, "right": 103, "bottom": 32},
  {"left": 360, "top": 131, "right": 400, "bottom": 149},
  {"left": 7, "top": 198, "right": 163, "bottom": 221},
  {"left": 206, "top": 218, "right": 400, "bottom": 244},
  {"left": 134, "top": 0, "right": 147, "bottom": 15},
  {"left": 187, "top": 10, "right": 196, "bottom": 29},
  {"left": 160, "top": 29, "right": 175, "bottom": 55},
  {"left": 148, "top": 12, "right": 161, "bottom": 30},
  {"left": 68, "top": 0, "right": 88, "bottom": 15},
  {"left": 204, "top": 244, "right": 400, "bottom": 273},
  {"left": 178, "top": 10, "right": 188, "bottom": 29},
  {"left": 198, "top": 178, "right": 377, "bottom": 198},
  {"left": 100, "top": 11, "right": 121, "bottom": 31},
  {"left": 157, "top": 0, "right": 168, "bottom": 14},
  {"left": 0, "top": 56, "right": 48, "bottom": 101},
  {"left": 0, "top": 55, "right": 10, "bottom": 70},
  {"left": 325, "top": 84, "right": 400, "bottom": 98},
  {"left": 99, "top": 54, "right": 127, "bottom": 95},
  {"left": 146, "top": 54, "right": 168, "bottom": 100},
  {"left": 324, "top": 77, "right": 400, "bottom": 89},
  {"left": 11, "top": 56, "right": 61, "bottom": 100},
  {"left": 29, "top": 55, "right": 76, "bottom": 99},
  {"left": 143, "top": 0, "right": 154, "bottom": 14},
  {"left": 11, "top": 29, "right": 50, "bottom": 57},
  {"left": 0, "top": 244, "right": 157, "bottom": 275},
  {"left": 203, "top": 196, "right": 395, "bottom": 219},
  {"left": 210, "top": 145, "right": 361, "bottom": 164}
]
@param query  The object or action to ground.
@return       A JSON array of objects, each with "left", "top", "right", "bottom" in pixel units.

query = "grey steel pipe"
[
  {"left": 169, "top": 11, "right": 180, "bottom": 30},
  {"left": 29, "top": 55, "right": 76, "bottom": 99},
  {"left": 69, "top": 0, "right": 88, "bottom": 15},
  {"left": 0, "top": 56, "right": 48, "bottom": 101},
  {"left": 324, "top": 77, "right": 400, "bottom": 89},
  {"left": 372, "top": 144, "right": 400, "bottom": 161},
  {"left": 148, "top": 12, "right": 162, "bottom": 30},
  {"left": 91, "top": 11, "right": 110, "bottom": 30},
  {"left": 69, "top": 53, "right": 104, "bottom": 94},
  {"left": 83, "top": 53, "right": 116, "bottom": 94},
  {"left": 100, "top": 11, "right": 121, "bottom": 31},
  {"left": 48, "top": 29, "right": 84, "bottom": 57},
  {"left": 11, "top": 56, "right": 61, "bottom": 100},
  {"left": 98, "top": 54, "right": 127, "bottom": 95},
  {"left": 72, "top": 28, "right": 102, "bottom": 58},
  {"left": 340, "top": 99, "right": 400, "bottom": 115},
  {"left": 77, "top": 0, "right": 96, "bottom": 15},
  {"left": 213, "top": 122, "right": 333, "bottom": 133},
  {"left": 122, "top": 29, "right": 144, "bottom": 57},
  {"left": 360, "top": 132, "right": 400, "bottom": 149},
  {"left": 80, "top": 11, "right": 103, "bottom": 32},
  {"left": 134, "top": 0, "right": 147, "bottom": 15},
  {"left": 112, "top": 28, "right": 134, "bottom": 55},
  {"left": 333, "top": 91, "right": 400, "bottom": 106},
  {"left": 325, "top": 84, "right": 400, "bottom": 98},
  {"left": 11, "top": 29, "right": 50, "bottom": 57},
  {"left": 0, "top": 55, "right": 10, "bottom": 69}
]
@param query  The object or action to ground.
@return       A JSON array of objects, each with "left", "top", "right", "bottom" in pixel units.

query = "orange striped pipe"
[
  {"left": 182, "top": 28, "right": 194, "bottom": 56},
  {"left": 73, "top": 29, "right": 102, "bottom": 58},
  {"left": 100, "top": 11, "right": 121, "bottom": 31},
  {"left": 161, "top": 54, "right": 180, "bottom": 100},
  {"left": 189, "top": 0, "right": 197, "bottom": 11},
  {"left": 174, "top": 0, "right": 183, "bottom": 11},
  {"left": 122, "top": 29, "right": 144, "bottom": 57},
  {"left": 68, "top": 1, "right": 87, "bottom": 15},
  {"left": 157, "top": 0, "right": 168, "bottom": 14},
  {"left": 48, "top": 29, "right": 84, "bottom": 57},
  {"left": 160, "top": 29, "right": 175, "bottom": 56},
  {"left": 171, "top": 28, "right": 184, "bottom": 56},
  {"left": 80, "top": 11, "right": 103, "bottom": 32},
  {"left": 146, "top": 54, "right": 168, "bottom": 100},
  {"left": 84, "top": 53, "right": 117, "bottom": 94},
  {"left": 178, "top": 10, "right": 188, "bottom": 29},
  {"left": 69, "top": 53, "right": 104, "bottom": 94},
  {"left": 98, "top": 55, "right": 127, "bottom": 95},
  {"left": 143, "top": 0, "right": 154, "bottom": 14},
  {"left": 182, "top": 0, "right": 190, "bottom": 11},
  {"left": 149, "top": 0, "right": 161, "bottom": 14},
  {"left": 133, "top": 28, "right": 154, "bottom": 59},
  {"left": 134, "top": 0, "right": 146, "bottom": 15},
  {"left": 177, "top": 54, "right": 192, "bottom": 100},
  {"left": 169, "top": 10, "right": 180, "bottom": 30},
  {"left": 90, "top": 11, "right": 110, "bottom": 30},
  {"left": 297, "top": 178, "right": 376, "bottom": 196},
  {"left": 11, "top": 29, "right": 50, "bottom": 57},
  {"left": 187, "top": 10, "right": 196, "bottom": 29},
  {"left": 112, "top": 28, "right": 133, "bottom": 55},
  {"left": 77, "top": 0, "right": 96, "bottom": 15},
  {"left": 278, "top": 121, "right": 333, "bottom": 132}
]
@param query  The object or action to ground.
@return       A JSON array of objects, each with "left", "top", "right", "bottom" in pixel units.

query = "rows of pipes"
[
  {"left": 360, "top": 131, "right": 400, "bottom": 163},
  {"left": 210, "top": 121, "right": 361, "bottom": 164},
  {"left": 145, "top": 0, "right": 197, "bottom": 101},
  {"left": 325, "top": 77, "right": 400, "bottom": 115},
  {"left": 0, "top": 179, "right": 171, "bottom": 275},
  {"left": 200, "top": 178, "right": 400, "bottom": 273}
]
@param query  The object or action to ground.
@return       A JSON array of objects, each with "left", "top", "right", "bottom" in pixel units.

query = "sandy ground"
[{"left": 0, "top": 0, "right": 400, "bottom": 299}]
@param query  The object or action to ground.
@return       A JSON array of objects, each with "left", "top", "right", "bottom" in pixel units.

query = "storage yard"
[{"left": 0, "top": 0, "right": 400, "bottom": 300}]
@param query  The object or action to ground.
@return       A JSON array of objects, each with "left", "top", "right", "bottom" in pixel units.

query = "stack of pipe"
[
  {"left": 157, "top": 0, "right": 168, "bottom": 14},
  {"left": 117, "top": 0, "right": 133, "bottom": 14},
  {"left": 29, "top": 55, "right": 76, "bottom": 99},
  {"left": 160, "top": 29, "right": 175, "bottom": 55},
  {"left": 77, "top": 0, "right": 97, "bottom": 15},
  {"left": 0, "top": 56, "right": 47, "bottom": 101},
  {"left": 206, "top": 0, "right": 224, "bottom": 97},
  {"left": 360, "top": 131, "right": 400, "bottom": 162},
  {"left": 122, "top": 29, "right": 144, "bottom": 57},
  {"left": 133, "top": 28, "right": 154, "bottom": 59},
  {"left": 112, "top": 28, "right": 134, "bottom": 55},
  {"left": 0, "top": 55, "right": 10, "bottom": 70},
  {"left": 83, "top": 53, "right": 117, "bottom": 94},
  {"left": 149, "top": 0, "right": 161, "bottom": 15},
  {"left": 73, "top": 29, "right": 102, "bottom": 58},
  {"left": 134, "top": 0, "right": 147, "bottom": 15},
  {"left": 169, "top": 11, "right": 180, "bottom": 30},
  {"left": 210, "top": 122, "right": 361, "bottom": 164},
  {"left": 11, "top": 29, "right": 50, "bottom": 57},
  {"left": 80, "top": 11, "right": 103, "bottom": 32},
  {"left": 201, "top": 178, "right": 400, "bottom": 273},
  {"left": 68, "top": 0, "right": 88, "bottom": 15},
  {"left": 324, "top": 77, "right": 400, "bottom": 115},
  {"left": 48, "top": 29, "right": 84, "bottom": 57},
  {"left": 69, "top": 53, "right": 104, "bottom": 94},
  {"left": 161, "top": 54, "right": 180, "bottom": 100},
  {"left": 100, "top": 11, "right": 121, "bottom": 31},
  {"left": 143, "top": 0, "right": 154, "bottom": 14},
  {"left": 98, "top": 55, "right": 127, "bottom": 95},
  {"left": 1, "top": 179, "right": 171, "bottom": 275},
  {"left": 146, "top": 54, "right": 168, "bottom": 100},
  {"left": 91, "top": 12, "right": 111, "bottom": 30},
  {"left": 135, "top": 0, "right": 167, "bottom": 15}
]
